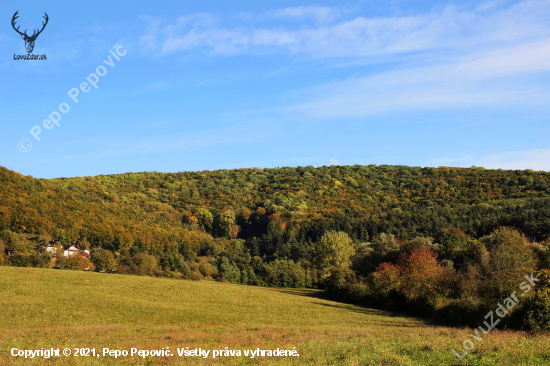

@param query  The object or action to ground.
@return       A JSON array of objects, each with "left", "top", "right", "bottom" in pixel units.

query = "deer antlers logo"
[{"left": 12, "top": 11, "right": 49, "bottom": 54}]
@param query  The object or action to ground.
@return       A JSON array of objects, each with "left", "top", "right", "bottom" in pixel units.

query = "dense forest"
[{"left": 1, "top": 164, "right": 550, "bottom": 329}]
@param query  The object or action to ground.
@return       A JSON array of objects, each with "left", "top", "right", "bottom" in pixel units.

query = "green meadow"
[{"left": 0, "top": 267, "right": 548, "bottom": 365}]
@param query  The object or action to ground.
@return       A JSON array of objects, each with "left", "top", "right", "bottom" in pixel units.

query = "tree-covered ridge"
[
  {"left": 1, "top": 165, "right": 549, "bottom": 251},
  {"left": 56, "top": 165, "right": 550, "bottom": 212}
]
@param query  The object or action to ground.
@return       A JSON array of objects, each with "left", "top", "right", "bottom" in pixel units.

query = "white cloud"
[
  {"left": 138, "top": 15, "right": 162, "bottom": 51},
  {"left": 137, "top": 1, "right": 550, "bottom": 118},
  {"left": 140, "top": 0, "right": 550, "bottom": 58},
  {"left": 280, "top": 37, "right": 550, "bottom": 118},
  {"left": 427, "top": 149, "right": 550, "bottom": 171},
  {"left": 266, "top": 6, "right": 343, "bottom": 23},
  {"left": 479, "top": 149, "right": 550, "bottom": 171}
]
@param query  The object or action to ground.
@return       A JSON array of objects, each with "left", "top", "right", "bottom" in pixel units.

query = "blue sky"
[{"left": 1, "top": 0, "right": 549, "bottom": 178}]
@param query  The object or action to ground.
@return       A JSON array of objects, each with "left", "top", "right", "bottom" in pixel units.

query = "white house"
[{"left": 46, "top": 240, "right": 90, "bottom": 258}]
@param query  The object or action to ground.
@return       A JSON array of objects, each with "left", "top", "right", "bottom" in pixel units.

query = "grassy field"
[{"left": 0, "top": 267, "right": 549, "bottom": 365}]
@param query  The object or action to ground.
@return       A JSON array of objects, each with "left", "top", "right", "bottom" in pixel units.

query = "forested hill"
[
  {"left": 1, "top": 164, "right": 549, "bottom": 253},
  {"left": 4, "top": 165, "right": 550, "bottom": 329}
]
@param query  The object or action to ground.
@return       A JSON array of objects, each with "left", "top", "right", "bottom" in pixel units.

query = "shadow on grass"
[
  {"left": 312, "top": 302, "right": 431, "bottom": 327},
  {"left": 272, "top": 288, "right": 433, "bottom": 327},
  {"left": 273, "top": 288, "right": 330, "bottom": 300}
]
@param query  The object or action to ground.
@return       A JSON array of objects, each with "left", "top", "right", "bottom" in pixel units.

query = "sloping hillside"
[
  {"left": 1, "top": 266, "right": 549, "bottom": 365},
  {"left": 1, "top": 165, "right": 549, "bottom": 251}
]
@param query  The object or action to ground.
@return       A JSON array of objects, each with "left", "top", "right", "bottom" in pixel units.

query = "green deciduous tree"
[
  {"left": 91, "top": 250, "right": 117, "bottom": 272},
  {"left": 316, "top": 231, "right": 355, "bottom": 271},
  {"left": 218, "top": 256, "right": 241, "bottom": 283},
  {"left": 517, "top": 269, "right": 550, "bottom": 330},
  {"left": 134, "top": 252, "right": 159, "bottom": 274},
  {"left": 264, "top": 259, "right": 306, "bottom": 288},
  {"left": 481, "top": 227, "right": 536, "bottom": 301}
]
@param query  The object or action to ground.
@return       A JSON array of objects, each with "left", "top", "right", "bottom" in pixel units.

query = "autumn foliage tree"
[
  {"left": 58, "top": 255, "right": 93, "bottom": 271},
  {"left": 397, "top": 248, "right": 445, "bottom": 302},
  {"left": 368, "top": 262, "right": 401, "bottom": 298}
]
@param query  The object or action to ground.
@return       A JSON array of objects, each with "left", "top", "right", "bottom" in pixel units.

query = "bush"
[
  {"left": 199, "top": 262, "right": 218, "bottom": 277},
  {"left": 58, "top": 256, "right": 93, "bottom": 271},
  {"left": 434, "top": 299, "right": 487, "bottom": 327},
  {"left": 160, "top": 252, "right": 186, "bottom": 272},
  {"left": 264, "top": 259, "right": 306, "bottom": 288},
  {"left": 161, "top": 270, "right": 182, "bottom": 279},
  {"left": 217, "top": 256, "right": 241, "bottom": 283},
  {"left": 368, "top": 262, "right": 401, "bottom": 298},
  {"left": 325, "top": 266, "right": 356, "bottom": 298},
  {"left": 457, "top": 264, "right": 483, "bottom": 302},
  {"left": 91, "top": 250, "right": 117, "bottom": 272},
  {"left": 517, "top": 269, "right": 550, "bottom": 330},
  {"left": 187, "top": 271, "right": 202, "bottom": 281},
  {"left": 353, "top": 234, "right": 401, "bottom": 276},
  {"left": 240, "top": 266, "right": 258, "bottom": 285},
  {"left": 117, "top": 248, "right": 138, "bottom": 274},
  {"left": 8, "top": 253, "right": 33, "bottom": 267},
  {"left": 134, "top": 253, "right": 158, "bottom": 274},
  {"left": 437, "top": 228, "right": 484, "bottom": 271},
  {"left": 1, "top": 230, "right": 34, "bottom": 256}
]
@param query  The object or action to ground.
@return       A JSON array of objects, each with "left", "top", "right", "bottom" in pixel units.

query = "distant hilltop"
[{"left": 1, "top": 164, "right": 549, "bottom": 252}]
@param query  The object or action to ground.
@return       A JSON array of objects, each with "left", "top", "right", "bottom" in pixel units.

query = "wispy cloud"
[
  {"left": 139, "top": 1, "right": 550, "bottom": 58},
  {"left": 280, "top": 37, "right": 550, "bottom": 118},
  {"left": 427, "top": 148, "right": 550, "bottom": 171},
  {"left": 265, "top": 6, "right": 344, "bottom": 24},
  {"left": 137, "top": 0, "right": 550, "bottom": 118}
]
